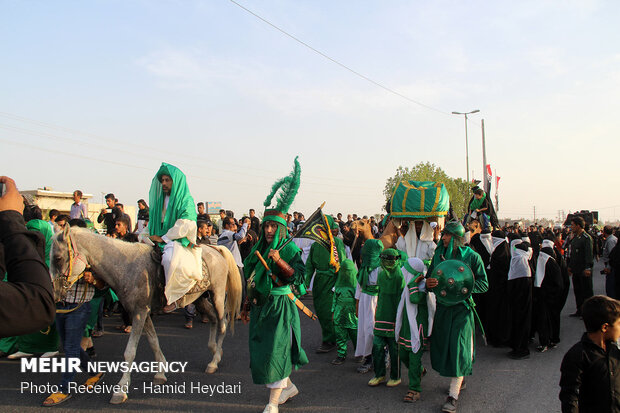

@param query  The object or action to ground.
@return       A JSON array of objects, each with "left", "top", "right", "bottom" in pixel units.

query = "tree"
[{"left": 383, "top": 162, "right": 471, "bottom": 219}]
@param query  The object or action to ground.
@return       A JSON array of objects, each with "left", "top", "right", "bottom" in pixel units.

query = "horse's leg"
[
  {"left": 142, "top": 315, "right": 168, "bottom": 385},
  {"left": 110, "top": 309, "right": 148, "bottom": 404},
  {"left": 206, "top": 289, "right": 227, "bottom": 374}
]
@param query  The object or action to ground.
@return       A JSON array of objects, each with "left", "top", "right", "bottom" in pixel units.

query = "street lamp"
[{"left": 452, "top": 109, "right": 480, "bottom": 184}]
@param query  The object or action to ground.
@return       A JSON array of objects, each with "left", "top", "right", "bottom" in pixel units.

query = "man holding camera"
[{"left": 0, "top": 176, "right": 55, "bottom": 338}]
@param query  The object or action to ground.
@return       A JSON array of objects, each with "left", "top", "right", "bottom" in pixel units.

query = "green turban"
[{"left": 443, "top": 220, "right": 465, "bottom": 238}]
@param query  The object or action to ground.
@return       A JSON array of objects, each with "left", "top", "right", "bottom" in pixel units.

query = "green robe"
[
  {"left": 374, "top": 268, "right": 405, "bottom": 338},
  {"left": 429, "top": 245, "right": 488, "bottom": 377},
  {"left": 244, "top": 221, "right": 309, "bottom": 384},
  {"left": 304, "top": 237, "right": 346, "bottom": 343}
]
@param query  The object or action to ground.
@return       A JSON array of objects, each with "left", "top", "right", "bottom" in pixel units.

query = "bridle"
[{"left": 55, "top": 231, "right": 91, "bottom": 314}]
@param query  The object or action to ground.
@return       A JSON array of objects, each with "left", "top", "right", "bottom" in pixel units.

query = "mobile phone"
[{"left": 0, "top": 182, "right": 4, "bottom": 196}]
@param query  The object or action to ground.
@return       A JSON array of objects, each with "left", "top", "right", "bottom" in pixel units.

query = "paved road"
[{"left": 0, "top": 260, "right": 606, "bottom": 412}]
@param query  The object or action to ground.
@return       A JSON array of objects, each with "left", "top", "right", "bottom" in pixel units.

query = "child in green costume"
[
  {"left": 395, "top": 257, "right": 435, "bottom": 402},
  {"left": 368, "top": 248, "right": 406, "bottom": 387},
  {"left": 330, "top": 259, "right": 358, "bottom": 365}
]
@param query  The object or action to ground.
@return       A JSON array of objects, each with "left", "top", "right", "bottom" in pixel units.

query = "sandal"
[
  {"left": 42, "top": 392, "right": 72, "bottom": 406},
  {"left": 115, "top": 325, "right": 127, "bottom": 331},
  {"left": 403, "top": 390, "right": 420, "bottom": 403},
  {"left": 84, "top": 372, "right": 105, "bottom": 390}
]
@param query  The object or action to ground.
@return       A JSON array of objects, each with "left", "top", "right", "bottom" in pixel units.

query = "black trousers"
[{"left": 572, "top": 273, "right": 593, "bottom": 313}]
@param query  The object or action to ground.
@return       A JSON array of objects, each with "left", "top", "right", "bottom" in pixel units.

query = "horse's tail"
[{"left": 209, "top": 245, "right": 242, "bottom": 334}]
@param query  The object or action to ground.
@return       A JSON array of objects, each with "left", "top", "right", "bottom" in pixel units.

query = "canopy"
[{"left": 390, "top": 180, "right": 449, "bottom": 219}]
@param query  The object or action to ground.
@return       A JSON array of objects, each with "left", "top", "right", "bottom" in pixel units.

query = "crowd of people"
[{"left": 2, "top": 166, "right": 620, "bottom": 412}]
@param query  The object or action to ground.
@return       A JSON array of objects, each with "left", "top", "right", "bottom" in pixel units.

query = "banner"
[{"left": 283, "top": 205, "right": 340, "bottom": 271}]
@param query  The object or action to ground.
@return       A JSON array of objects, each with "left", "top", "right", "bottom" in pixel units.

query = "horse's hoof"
[
  {"left": 205, "top": 364, "right": 217, "bottom": 374},
  {"left": 110, "top": 392, "right": 128, "bottom": 404},
  {"left": 153, "top": 377, "right": 167, "bottom": 385}
]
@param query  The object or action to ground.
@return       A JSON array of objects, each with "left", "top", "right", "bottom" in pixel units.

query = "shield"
[{"left": 430, "top": 259, "right": 474, "bottom": 306}]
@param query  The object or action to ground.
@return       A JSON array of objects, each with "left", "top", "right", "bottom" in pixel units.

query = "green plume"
[{"left": 263, "top": 156, "right": 301, "bottom": 214}]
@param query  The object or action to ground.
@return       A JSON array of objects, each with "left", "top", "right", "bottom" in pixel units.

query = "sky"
[{"left": 2, "top": 0, "right": 619, "bottom": 222}]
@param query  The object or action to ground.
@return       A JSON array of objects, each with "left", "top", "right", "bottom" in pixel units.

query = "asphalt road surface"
[{"left": 0, "top": 259, "right": 606, "bottom": 413}]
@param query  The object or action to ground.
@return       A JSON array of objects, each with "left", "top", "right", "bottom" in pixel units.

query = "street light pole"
[{"left": 452, "top": 109, "right": 480, "bottom": 184}]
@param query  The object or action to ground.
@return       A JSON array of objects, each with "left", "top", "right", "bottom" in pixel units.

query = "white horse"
[{"left": 50, "top": 225, "right": 242, "bottom": 404}]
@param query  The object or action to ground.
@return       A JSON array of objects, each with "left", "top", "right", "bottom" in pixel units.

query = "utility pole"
[
  {"left": 481, "top": 119, "right": 488, "bottom": 193},
  {"left": 452, "top": 109, "right": 480, "bottom": 184},
  {"left": 533, "top": 206, "right": 536, "bottom": 223}
]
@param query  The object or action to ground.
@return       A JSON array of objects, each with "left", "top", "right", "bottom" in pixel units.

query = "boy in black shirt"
[{"left": 559, "top": 295, "right": 620, "bottom": 413}]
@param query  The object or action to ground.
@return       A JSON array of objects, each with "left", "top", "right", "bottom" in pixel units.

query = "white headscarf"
[
  {"left": 403, "top": 220, "right": 436, "bottom": 261},
  {"left": 508, "top": 240, "right": 533, "bottom": 280},
  {"left": 534, "top": 250, "right": 553, "bottom": 288}
]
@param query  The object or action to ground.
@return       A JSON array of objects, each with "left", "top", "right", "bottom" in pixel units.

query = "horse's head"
[{"left": 50, "top": 225, "right": 89, "bottom": 285}]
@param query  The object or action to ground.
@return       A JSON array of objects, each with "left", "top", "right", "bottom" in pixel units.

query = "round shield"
[{"left": 430, "top": 259, "right": 474, "bottom": 306}]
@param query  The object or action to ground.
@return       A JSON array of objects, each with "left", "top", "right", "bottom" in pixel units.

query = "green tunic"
[
  {"left": 332, "top": 287, "right": 357, "bottom": 329},
  {"left": 429, "top": 246, "right": 488, "bottom": 377},
  {"left": 304, "top": 237, "right": 346, "bottom": 343},
  {"left": 374, "top": 268, "right": 405, "bottom": 337},
  {"left": 244, "top": 218, "right": 309, "bottom": 385}
]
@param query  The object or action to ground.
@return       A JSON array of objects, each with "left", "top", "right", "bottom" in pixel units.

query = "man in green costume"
[
  {"left": 330, "top": 259, "right": 358, "bottom": 365},
  {"left": 368, "top": 248, "right": 406, "bottom": 387},
  {"left": 355, "top": 238, "right": 384, "bottom": 373},
  {"left": 426, "top": 221, "right": 488, "bottom": 413},
  {"left": 304, "top": 214, "right": 346, "bottom": 353},
  {"left": 242, "top": 157, "right": 308, "bottom": 413},
  {"left": 395, "top": 257, "right": 434, "bottom": 402},
  {"left": 144, "top": 163, "right": 201, "bottom": 312}
]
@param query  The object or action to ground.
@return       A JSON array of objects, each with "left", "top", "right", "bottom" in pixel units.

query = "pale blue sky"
[{"left": 2, "top": 0, "right": 619, "bottom": 221}]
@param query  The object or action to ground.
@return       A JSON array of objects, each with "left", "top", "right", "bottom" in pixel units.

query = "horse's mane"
[{"left": 55, "top": 227, "right": 153, "bottom": 254}]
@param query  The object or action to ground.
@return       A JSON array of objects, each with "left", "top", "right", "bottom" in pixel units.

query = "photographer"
[{"left": 0, "top": 176, "right": 55, "bottom": 338}]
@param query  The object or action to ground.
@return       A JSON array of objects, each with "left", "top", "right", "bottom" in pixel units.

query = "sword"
[{"left": 254, "top": 251, "right": 317, "bottom": 320}]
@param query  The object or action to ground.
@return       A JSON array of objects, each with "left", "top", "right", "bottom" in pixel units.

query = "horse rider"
[{"left": 143, "top": 162, "right": 202, "bottom": 313}]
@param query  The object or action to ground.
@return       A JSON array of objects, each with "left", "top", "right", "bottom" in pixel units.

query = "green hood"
[
  {"left": 358, "top": 239, "right": 384, "bottom": 292},
  {"left": 148, "top": 163, "right": 196, "bottom": 247},
  {"left": 335, "top": 259, "right": 358, "bottom": 290},
  {"left": 243, "top": 221, "right": 301, "bottom": 297}
]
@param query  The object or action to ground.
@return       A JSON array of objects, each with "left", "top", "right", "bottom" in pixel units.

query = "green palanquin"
[
  {"left": 390, "top": 181, "right": 449, "bottom": 219},
  {"left": 428, "top": 242, "right": 488, "bottom": 377}
]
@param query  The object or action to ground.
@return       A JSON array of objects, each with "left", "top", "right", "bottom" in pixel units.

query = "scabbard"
[{"left": 287, "top": 292, "right": 317, "bottom": 320}]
